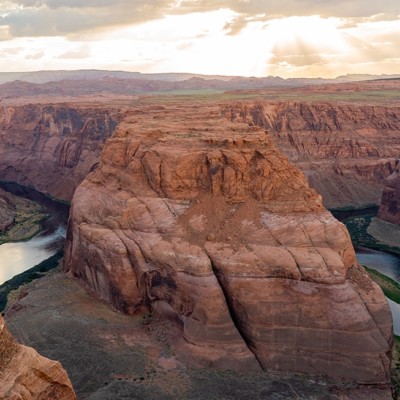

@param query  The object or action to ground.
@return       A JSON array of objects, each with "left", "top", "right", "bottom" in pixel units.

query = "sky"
[{"left": 0, "top": 0, "right": 399, "bottom": 78}]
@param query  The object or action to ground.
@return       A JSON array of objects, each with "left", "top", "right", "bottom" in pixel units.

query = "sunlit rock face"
[
  {"left": 0, "top": 315, "right": 76, "bottom": 399},
  {"left": 0, "top": 104, "right": 120, "bottom": 201},
  {"left": 65, "top": 102, "right": 392, "bottom": 383},
  {"left": 378, "top": 160, "right": 400, "bottom": 225},
  {"left": 222, "top": 101, "right": 400, "bottom": 208}
]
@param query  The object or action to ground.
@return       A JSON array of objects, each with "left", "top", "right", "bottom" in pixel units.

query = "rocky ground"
[{"left": 4, "top": 264, "right": 393, "bottom": 400}]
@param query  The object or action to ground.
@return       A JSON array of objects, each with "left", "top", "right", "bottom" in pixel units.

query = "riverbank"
[
  {"left": 339, "top": 208, "right": 400, "bottom": 399},
  {"left": 0, "top": 189, "right": 47, "bottom": 245},
  {"left": 0, "top": 250, "right": 63, "bottom": 313}
]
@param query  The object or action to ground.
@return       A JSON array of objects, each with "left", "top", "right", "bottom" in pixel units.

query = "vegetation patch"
[
  {"left": 0, "top": 250, "right": 64, "bottom": 313},
  {"left": 343, "top": 214, "right": 400, "bottom": 257},
  {"left": 364, "top": 266, "right": 400, "bottom": 304},
  {"left": 0, "top": 194, "right": 47, "bottom": 245}
]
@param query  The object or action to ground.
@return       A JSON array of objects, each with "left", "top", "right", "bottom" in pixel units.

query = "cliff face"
[
  {"left": 222, "top": 102, "right": 400, "bottom": 208},
  {"left": 0, "top": 315, "right": 76, "bottom": 399},
  {"left": 65, "top": 102, "right": 392, "bottom": 383},
  {"left": 0, "top": 103, "right": 120, "bottom": 201},
  {"left": 378, "top": 160, "right": 400, "bottom": 225}
]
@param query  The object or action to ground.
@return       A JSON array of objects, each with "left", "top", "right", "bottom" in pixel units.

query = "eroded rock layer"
[
  {"left": 0, "top": 315, "right": 76, "bottom": 399},
  {"left": 65, "top": 102, "right": 392, "bottom": 383},
  {"left": 0, "top": 103, "right": 120, "bottom": 201},
  {"left": 222, "top": 102, "right": 400, "bottom": 208},
  {"left": 378, "top": 160, "right": 400, "bottom": 225}
]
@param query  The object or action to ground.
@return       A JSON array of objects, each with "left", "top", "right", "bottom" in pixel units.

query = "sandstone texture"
[
  {"left": 378, "top": 160, "right": 400, "bottom": 225},
  {"left": 65, "top": 102, "right": 393, "bottom": 383},
  {"left": 0, "top": 314, "right": 76, "bottom": 399},
  {"left": 0, "top": 103, "right": 120, "bottom": 201},
  {"left": 222, "top": 101, "right": 400, "bottom": 208}
]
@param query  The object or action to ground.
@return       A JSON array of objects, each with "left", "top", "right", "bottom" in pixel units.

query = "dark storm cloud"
[{"left": 0, "top": 0, "right": 398, "bottom": 38}]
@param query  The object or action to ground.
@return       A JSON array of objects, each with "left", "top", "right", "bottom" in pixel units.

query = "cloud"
[
  {"left": 0, "top": 0, "right": 173, "bottom": 37},
  {"left": 0, "top": 0, "right": 398, "bottom": 39},
  {"left": 57, "top": 44, "right": 91, "bottom": 59}
]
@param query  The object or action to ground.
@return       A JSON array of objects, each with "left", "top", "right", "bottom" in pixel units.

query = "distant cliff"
[
  {"left": 0, "top": 104, "right": 120, "bottom": 201},
  {"left": 222, "top": 101, "right": 400, "bottom": 208},
  {"left": 378, "top": 160, "right": 400, "bottom": 225}
]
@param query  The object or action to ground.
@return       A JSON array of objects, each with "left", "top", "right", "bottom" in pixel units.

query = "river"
[
  {"left": 1, "top": 184, "right": 400, "bottom": 336},
  {"left": 0, "top": 182, "right": 69, "bottom": 284},
  {"left": 332, "top": 209, "right": 400, "bottom": 335}
]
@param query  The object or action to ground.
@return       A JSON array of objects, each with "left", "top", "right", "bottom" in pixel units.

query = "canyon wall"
[
  {"left": 0, "top": 103, "right": 120, "bottom": 201},
  {"left": 222, "top": 102, "right": 400, "bottom": 208},
  {"left": 378, "top": 160, "right": 400, "bottom": 225},
  {"left": 64, "top": 102, "right": 392, "bottom": 383},
  {"left": 0, "top": 315, "right": 76, "bottom": 399}
]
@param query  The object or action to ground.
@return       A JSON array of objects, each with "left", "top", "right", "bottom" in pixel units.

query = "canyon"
[
  {"left": 0, "top": 79, "right": 399, "bottom": 398},
  {"left": 0, "top": 102, "right": 120, "bottom": 201}
]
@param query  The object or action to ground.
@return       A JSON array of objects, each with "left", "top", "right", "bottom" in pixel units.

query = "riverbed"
[{"left": 0, "top": 182, "right": 69, "bottom": 284}]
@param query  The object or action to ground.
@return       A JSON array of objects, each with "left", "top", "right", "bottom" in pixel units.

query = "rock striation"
[
  {"left": 378, "top": 159, "right": 400, "bottom": 225},
  {"left": 222, "top": 101, "right": 400, "bottom": 208},
  {"left": 65, "top": 102, "right": 392, "bottom": 383},
  {"left": 0, "top": 315, "right": 76, "bottom": 399},
  {"left": 0, "top": 103, "right": 120, "bottom": 201}
]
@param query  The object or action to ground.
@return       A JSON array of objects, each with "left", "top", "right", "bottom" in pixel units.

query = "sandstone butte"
[
  {"left": 0, "top": 315, "right": 76, "bottom": 399},
  {"left": 378, "top": 159, "right": 400, "bottom": 226},
  {"left": 63, "top": 102, "right": 393, "bottom": 384}
]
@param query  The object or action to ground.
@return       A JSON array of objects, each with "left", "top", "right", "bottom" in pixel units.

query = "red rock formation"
[
  {"left": 378, "top": 159, "right": 400, "bottom": 225},
  {"left": 0, "top": 103, "right": 120, "bottom": 201},
  {"left": 0, "top": 315, "right": 76, "bottom": 399},
  {"left": 65, "top": 102, "right": 392, "bottom": 383},
  {"left": 221, "top": 102, "right": 400, "bottom": 208}
]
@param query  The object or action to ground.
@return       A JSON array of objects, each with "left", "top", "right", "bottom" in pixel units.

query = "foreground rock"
[
  {"left": 65, "top": 102, "right": 392, "bottom": 384},
  {"left": 0, "top": 314, "right": 76, "bottom": 399},
  {"left": 378, "top": 160, "right": 400, "bottom": 225}
]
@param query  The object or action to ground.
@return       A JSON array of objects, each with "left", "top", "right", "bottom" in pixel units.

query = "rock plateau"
[
  {"left": 0, "top": 314, "right": 76, "bottom": 399},
  {"left": 64, "top": 102, "right": 392, "bottom": 384}
]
